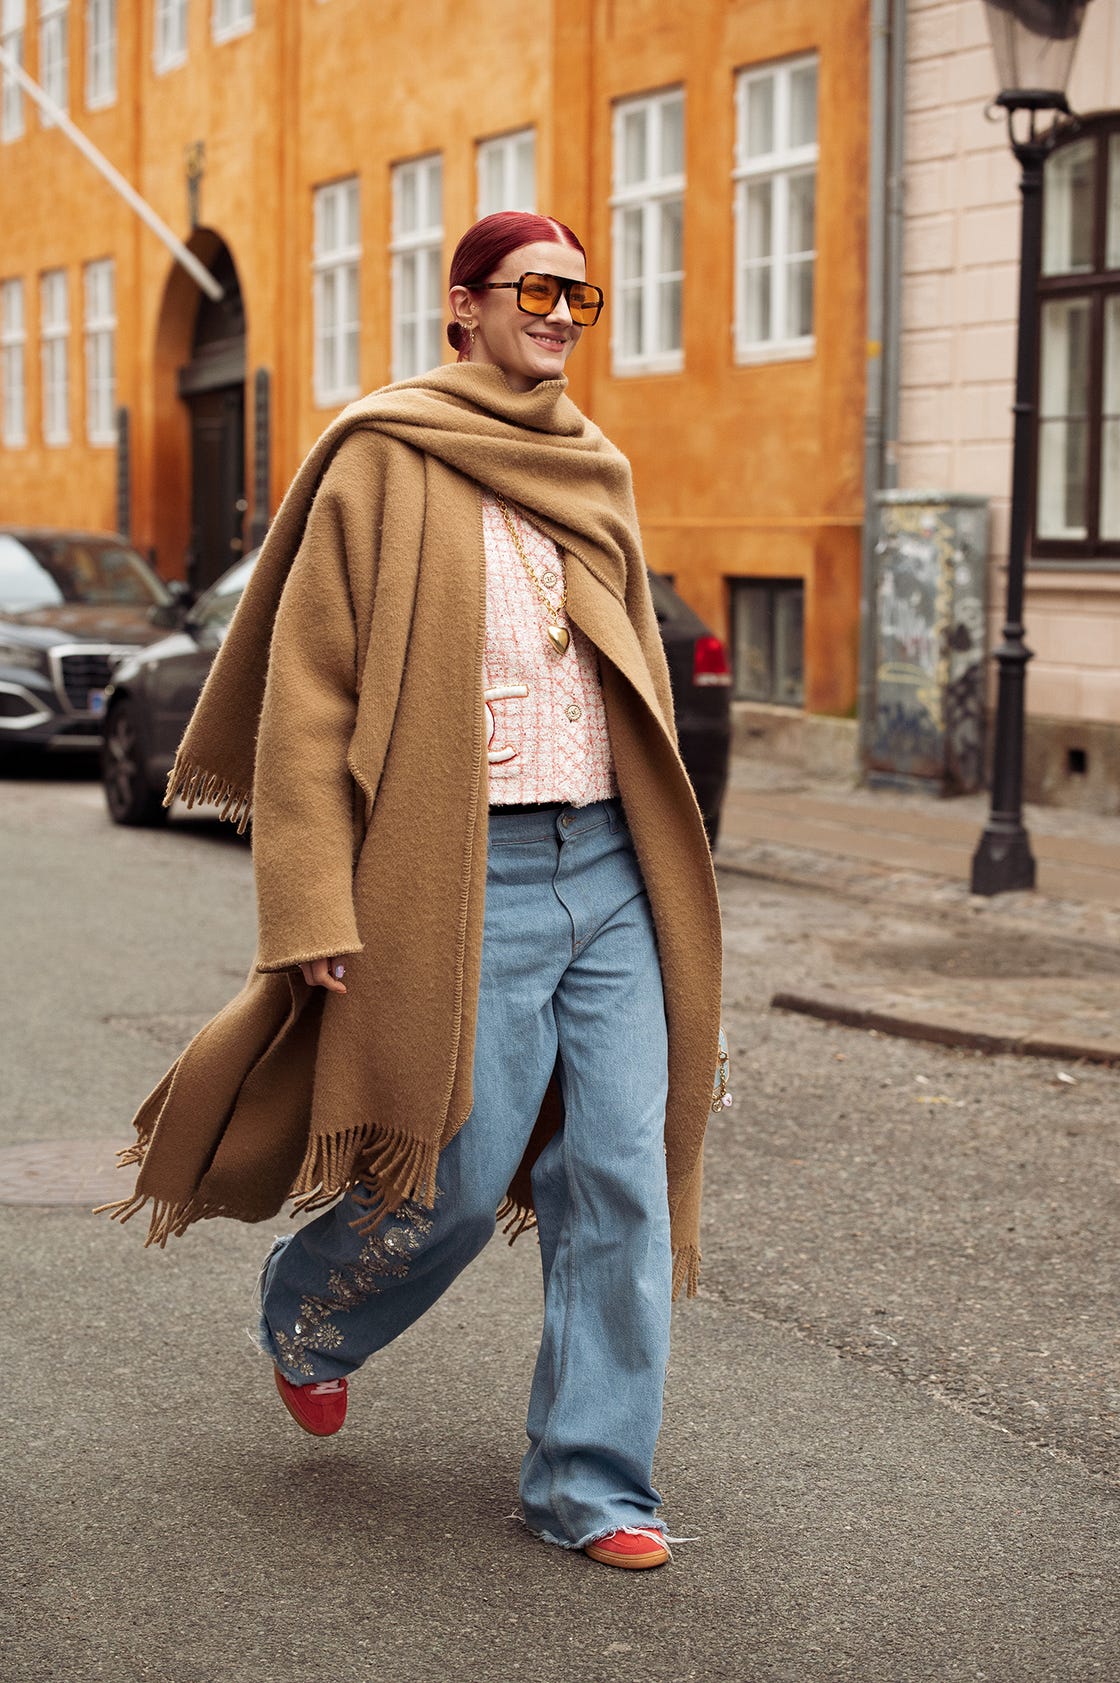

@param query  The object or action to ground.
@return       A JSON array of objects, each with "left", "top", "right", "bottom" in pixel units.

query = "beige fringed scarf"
[{"left": 103, "top": 364, "right": 723, "bottom": 1299}]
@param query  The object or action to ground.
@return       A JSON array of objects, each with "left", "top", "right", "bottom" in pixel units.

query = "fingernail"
[{"left": 332, "top": 964, "right": 346, "bottom": 980}]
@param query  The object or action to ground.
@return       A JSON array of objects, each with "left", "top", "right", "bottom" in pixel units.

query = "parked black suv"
[
  {"left": 103, "top": 553, "right": 732, "bottom": 840},
  {"left": 0, "top": 528, "right": 185, "bottom": 754}
]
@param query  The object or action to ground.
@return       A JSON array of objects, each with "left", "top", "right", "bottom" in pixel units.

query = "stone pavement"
[{"left": 715, "top": 755, "right": 1120, "bottom": 1067}]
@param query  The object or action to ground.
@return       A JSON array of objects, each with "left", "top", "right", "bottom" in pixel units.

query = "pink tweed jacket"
[{"left": 482, "top": 491, "right": 618, "bottom": 807}]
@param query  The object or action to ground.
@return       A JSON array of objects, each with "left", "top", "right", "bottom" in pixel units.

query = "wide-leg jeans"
[{"left": 258, "top": 797, "right": 673, "bottom": 1548}]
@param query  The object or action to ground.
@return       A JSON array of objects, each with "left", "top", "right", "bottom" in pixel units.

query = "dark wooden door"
[{"left": 188, "top": 384, "right": 246, "bottom": 592}]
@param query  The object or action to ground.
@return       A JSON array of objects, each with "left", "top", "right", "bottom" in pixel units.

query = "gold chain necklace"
[{"left": 494, "top": 493, "right": 570, "bottom": 656}]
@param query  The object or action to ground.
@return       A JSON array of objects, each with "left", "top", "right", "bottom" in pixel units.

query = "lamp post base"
[{"left": 970, "top": 821, "right": 1037, "bottom": 896}]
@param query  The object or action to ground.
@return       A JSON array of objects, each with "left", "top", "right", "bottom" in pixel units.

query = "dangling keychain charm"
[{"left": 711, "top": 1027, "right": 732, "bottom": 1113}]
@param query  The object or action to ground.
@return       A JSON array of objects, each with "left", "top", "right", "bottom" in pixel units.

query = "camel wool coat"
[{"left": 106, "top": 365, "right": 724, "bottom": 1299}]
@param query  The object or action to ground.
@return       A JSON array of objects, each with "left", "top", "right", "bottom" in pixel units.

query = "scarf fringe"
[
  {"left": 164, "top": 753, "right": 253, "bottom": 835},
  {"left": 671, "top": 1244, "right": 701, "bottom": 1302},
  {"left": 92, "top": 1189, "right": 228, "bottom": 1249},
  {"left": 495, "top": 1194, "right": 538, "bottom": 1245},
  {"left": 292, "top": 1125, "right": 441, "bottom": 1235},
  {"left": 96, "top": 1124, "right": 443, "bottom": 1247}
]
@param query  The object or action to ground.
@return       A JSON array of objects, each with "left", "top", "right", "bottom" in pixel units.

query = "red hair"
[{"left": 446, "top": 212, "right": 587, "bottom": 354}]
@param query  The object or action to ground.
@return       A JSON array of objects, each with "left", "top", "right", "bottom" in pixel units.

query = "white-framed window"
[
  {"left": 40, "top": 268, "right": 69, "bottom": 445},
  {"left": 610, "top": 87, "right": 685, "bottom": 376},
  {"left": 154, "top": 0, "right": 187, "bottom": 72},
  {"left": 312, "top": 177, "right": 360, "bottom": 407},
  {"left": 86, "top": 0, "right": 115, "bottom": 109},
  {"left": 1043, "top": 137, "right": 1095, "bottom": 276},
  {"left": 1038, "top": 297, "right": 1091, "bottom": 542},
  {"left": 212, "top": 0, "right": 252, "bottom": 44},
  {"left": 84, "top": 258, "right": 115, "bottom": 444},
  {"left": 39, "top": 0, "right": 69, "bottom": 123},
  {"left": 1104, "top": 293, "right": 1120, "bottom": 542},
  {"left": 1035, "top": 124, "right": 1120, "bottom": 558},
  {"left": 477, "top": 128, "right": 536, "bottom": 217},
  {"left": 1, "top": 0, "right": 25, "bottom": 142},
  {"left": 733, "top": 52, "right": 819, "bottom": 363},
  {"left": 391, "top": 154, "right": 443, "bottom": 382},
  {"left": 1, "top": 277, "right": 27, "bottom": 446}
]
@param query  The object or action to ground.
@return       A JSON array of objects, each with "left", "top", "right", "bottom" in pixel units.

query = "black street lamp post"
[{"left": 970, "top": 0, "right": 1092, "bottom": 896}]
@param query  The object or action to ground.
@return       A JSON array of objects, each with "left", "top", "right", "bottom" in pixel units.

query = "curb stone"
[{"left": 770, "top": 987, "right": 1120, "bottom": 1067}]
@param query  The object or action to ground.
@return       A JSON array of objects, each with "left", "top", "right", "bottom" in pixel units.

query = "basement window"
[{"left": 730, "top": 577, "right": 804, "bottom": 705}]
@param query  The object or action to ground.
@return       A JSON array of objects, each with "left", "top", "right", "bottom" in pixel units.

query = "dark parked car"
[
  {"left": 0, "top": 528, "right": 187, "bottom": 755},
  {"left": 101, "top": 552, "right": 255, "bottom": 825},
  {"left": 646, "top": 570, "right": 732, "bottom": 841},
  {"left": 103, "top": 552, "right": 731, "bottom": 839}
]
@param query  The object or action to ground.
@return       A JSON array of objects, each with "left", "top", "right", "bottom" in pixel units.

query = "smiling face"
[{"left": 449, "top": 239, "right": 588, "bottom": 391}]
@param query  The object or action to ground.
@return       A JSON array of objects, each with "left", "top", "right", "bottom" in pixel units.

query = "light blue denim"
[{"left": 258, "top": 797, "right": 673, "bottom": 1548}]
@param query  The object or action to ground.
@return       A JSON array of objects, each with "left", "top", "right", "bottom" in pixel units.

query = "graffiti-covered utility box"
[{"left": 869, "top": 492, "right": 989, "bottom": 794}]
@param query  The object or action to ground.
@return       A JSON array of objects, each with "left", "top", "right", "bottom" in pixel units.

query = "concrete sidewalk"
[{"left": 715, "top": 755, "right": 1120, "bottom": 1067}]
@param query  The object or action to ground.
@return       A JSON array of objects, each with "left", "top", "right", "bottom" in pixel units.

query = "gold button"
[{"left": 565, "top": 704, "right": 582, "bottom": 721}]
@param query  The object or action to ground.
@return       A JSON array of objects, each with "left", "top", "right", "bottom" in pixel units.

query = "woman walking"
[{"left": 106, "top": 212, "right": 724, "bottom": 1571}]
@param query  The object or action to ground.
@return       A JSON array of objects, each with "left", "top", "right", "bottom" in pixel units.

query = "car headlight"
[{"left": 0, "top": 642, "right": 49, "bottom": 673}]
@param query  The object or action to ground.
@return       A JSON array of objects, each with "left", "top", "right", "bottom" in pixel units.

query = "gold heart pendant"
[{"left": 547, "top": 626, "right": 571, "bottom": 656}]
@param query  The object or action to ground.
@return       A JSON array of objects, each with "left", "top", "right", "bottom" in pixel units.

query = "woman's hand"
[{"left": 298, "top": 957, "right": 348, "bottom": 994}]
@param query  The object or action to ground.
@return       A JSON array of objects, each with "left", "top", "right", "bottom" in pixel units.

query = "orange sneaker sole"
[{"left": 584, "top": 1538, "right": 670, "bottom": 1570}]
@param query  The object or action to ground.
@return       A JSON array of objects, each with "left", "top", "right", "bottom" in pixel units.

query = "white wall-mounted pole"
[{"left": 0, "top": 43, "right": 223, "bottom": 302}]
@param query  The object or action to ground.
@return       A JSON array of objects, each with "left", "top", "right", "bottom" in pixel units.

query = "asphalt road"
[{"left": 1, "top": 756, "right": 1117, "bottom": 1683}]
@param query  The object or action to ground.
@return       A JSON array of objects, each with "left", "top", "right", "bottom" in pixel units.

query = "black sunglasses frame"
[{"left": 472, "top": 271, "right": 605, "bottom": 326}]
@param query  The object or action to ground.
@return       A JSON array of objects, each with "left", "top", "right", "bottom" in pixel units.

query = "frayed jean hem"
[{"left": 513, "top": 1509, "right": 670, "bottom": 1554}]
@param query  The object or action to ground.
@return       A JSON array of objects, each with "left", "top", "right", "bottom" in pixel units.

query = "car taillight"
[{"left": 692, "top": 634, "right": 732, "bottom": 688}]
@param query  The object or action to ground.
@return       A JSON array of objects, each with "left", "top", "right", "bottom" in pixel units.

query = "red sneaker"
[
  {"left": 273, "top": 1368, "right": 348, "bottom": 1436},
  {"left": 584, "top": 1528, "right": 670, "bottom": 1570}
]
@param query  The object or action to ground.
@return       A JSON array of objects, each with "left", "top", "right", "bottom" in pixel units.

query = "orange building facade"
[{"left": 0, "top": 0, "right": 869, "bottom": 715}]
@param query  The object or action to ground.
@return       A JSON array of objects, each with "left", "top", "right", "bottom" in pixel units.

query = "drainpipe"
[
  {"left": 856, "top": 0, "right": 906, "bottom": 769},
  {"left": 884, "top": 0, "right": 907, "bottom": 492}
]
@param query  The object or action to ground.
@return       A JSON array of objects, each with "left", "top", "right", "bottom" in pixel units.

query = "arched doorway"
[
  {"left": 177, "top": 241, "right": 247, "bottom": 592},
  {"left": 150, "top": 231, "right": 249, "bottom": 591}
]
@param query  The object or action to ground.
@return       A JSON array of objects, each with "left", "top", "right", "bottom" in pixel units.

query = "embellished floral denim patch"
[{"left": 263, "top": 1194, "right": 436, "bottom": 1380}]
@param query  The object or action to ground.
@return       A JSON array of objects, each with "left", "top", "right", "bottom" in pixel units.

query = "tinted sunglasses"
[{"left": 475, "top": 271, "right": 605, "bottom": 326}]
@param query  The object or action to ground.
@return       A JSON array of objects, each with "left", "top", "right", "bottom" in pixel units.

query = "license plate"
[{"left": 88, "top": 689, "right": 107, "bottom": 717}]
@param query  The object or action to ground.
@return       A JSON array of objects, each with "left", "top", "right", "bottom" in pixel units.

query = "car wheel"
[{"left": 102, "top": 700, "right": 168, "bottom": 827}]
